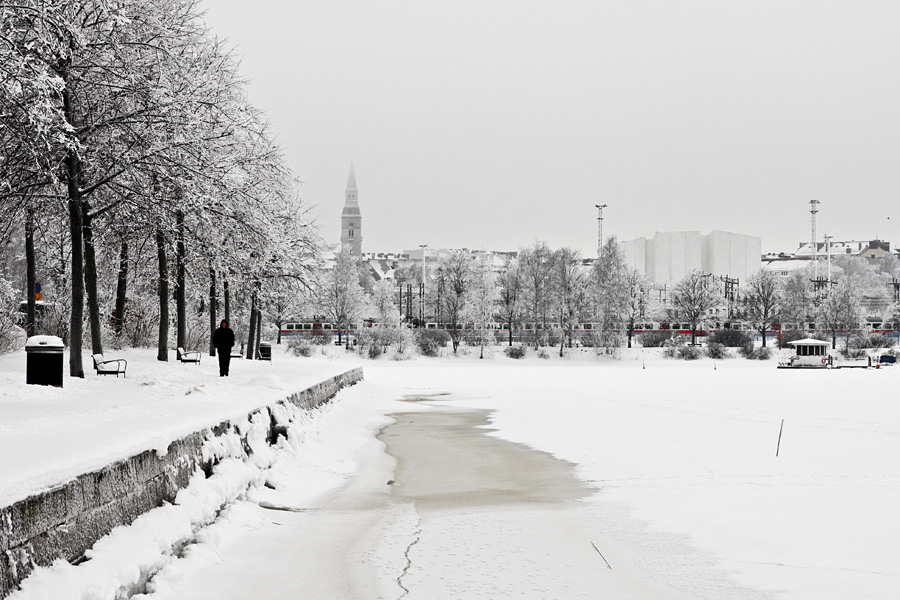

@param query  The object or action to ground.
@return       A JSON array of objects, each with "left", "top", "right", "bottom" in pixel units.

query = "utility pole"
[
  {"left": 824, "top": 233, "right": 832, "bottom": 283},
  {"left": 595, "top": 204, "right": 608, "bottom": 257}
]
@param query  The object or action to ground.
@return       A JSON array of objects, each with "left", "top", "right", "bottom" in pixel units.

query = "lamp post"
[
  {"left": 595, "top": 204, "right": 608, "bottom": 257},
  {"left": 419, "top": 244, "right": 427, "bottom": 326}
]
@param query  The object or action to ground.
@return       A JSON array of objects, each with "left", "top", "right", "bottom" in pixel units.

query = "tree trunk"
[
  {"left": 25, "top": 203, "right": 36, "bottom": 338},
  {"left": 508, "top": 320, "right": 513, "bottom": 346},
  {"left": 760, "top": 328, "right": 767, "bottom": 347},
  {"left": 255, "top": 309, "right": 262, "bottom": 354},
  {"left": 63, "top": 82, "right": 85, "bottom": 378},
  {"left": 832, "top": 331, "right": 836, "bottom": 350},
  {"left": 209, "top": 266, "right": 217, "bottom": 356},
  {"left": 114, "top": 239, "right": 128, "bottom": 335},
  {"left": 691, "top": 327, "right": 697, "bottom": 345},
  {"left": 175, "top": 210, "right": 186, "bottom": 349},
  {"left": 627, "top": 327, "right": 633, "bottom": 348},
  {"left": 156, "top": 226, "right": 169, "bottom": 361},
  {"left": 82, "top": 200, "right": 103, "bottom": 355},
  {"left": 246, "top": 291, "right": 257, "bottom": 360},
  {"left": 223, "top": 279, "right": 231, "bottom": 324}
]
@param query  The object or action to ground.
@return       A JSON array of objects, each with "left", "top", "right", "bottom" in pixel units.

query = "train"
[{"left": 279, "top": 317, "right": 900, "bottom": 344}]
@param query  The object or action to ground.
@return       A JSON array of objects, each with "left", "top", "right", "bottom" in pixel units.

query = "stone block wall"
[{"left": 0, "top": 367, "right": 363, "bottom": 597}]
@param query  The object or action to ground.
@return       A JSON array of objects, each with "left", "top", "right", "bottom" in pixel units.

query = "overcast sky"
[{"left": 201, "top": 1, "right": 900, "bottom": 257}]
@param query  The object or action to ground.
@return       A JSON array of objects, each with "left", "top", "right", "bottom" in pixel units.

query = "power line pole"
[
  {"left": 595, "top": 203, "right": 608, "bottom": 257},
  {"left": 810, "top": 199, "right": 820, "bottom": 280}
]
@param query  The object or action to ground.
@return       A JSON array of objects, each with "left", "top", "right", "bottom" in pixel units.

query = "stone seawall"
[{"left": 0, "top": 367, "right": 364, "bottom": 598}]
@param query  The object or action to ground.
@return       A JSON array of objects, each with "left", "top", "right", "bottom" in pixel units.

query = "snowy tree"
[
  {"left": 496, "top": 258, "right": 523, "bottom": 346},
  {"left": 519, "top": 242, "right": 554, "bottom": 347},
  {"left": 738, "top": 270, "right": 782, "bottom": 348},
  {"left": 780, "top": 269, "right": 813, "bottom": 330},
  {"left": 622, "top": 269, "right": 650, "bottom": 348},
  {"left": 671, "top": 270, "right": 720, "bottom": 345},
  {"left": 465, "top": 253, "right": 499, "bottom": 359},
  {"left": 319, "top": 248, "right": 368, "bottom": 347},
  {"left": 552, "top": 247, "right": 586, "bottom": 357},
  {"left": 592, "top": 237, "right": 627, "bottom": 352},
  {"left": 816, "top": 278, "right": 864, "bottom": 350},
  {"left": 370, "top": 279, "right": 398, "bottom": 353},
  {"left": 438, "top": 251, "right": 470, "bottom": 354}
]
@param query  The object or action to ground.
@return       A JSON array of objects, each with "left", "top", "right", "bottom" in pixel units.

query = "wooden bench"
[
  {"left": 177, "top": 347, "right": 201, "bottom": 364},
  {"left": 92, "top": 353, "right": 127, "bottom": 377}
]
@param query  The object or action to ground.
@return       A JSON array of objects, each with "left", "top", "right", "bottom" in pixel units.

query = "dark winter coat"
[{"left": 212, "top": 326, "right": 235, "bottom": 352}]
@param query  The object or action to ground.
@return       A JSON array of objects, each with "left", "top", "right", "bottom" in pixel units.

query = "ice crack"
[{"left": 397, "top": 517, "right": 422, "bottom": 599}]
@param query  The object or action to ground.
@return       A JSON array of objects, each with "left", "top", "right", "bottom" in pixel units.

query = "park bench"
[
  {"left": 177, "top": 347, "right": 201, "bottom": 364},
  {"left": 92, "top": 353, "right": 127, "bottom": 378}
]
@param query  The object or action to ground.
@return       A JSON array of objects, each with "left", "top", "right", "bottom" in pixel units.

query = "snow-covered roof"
[{"left": 786, "top": 338, "right": 830, "bottom": 346}]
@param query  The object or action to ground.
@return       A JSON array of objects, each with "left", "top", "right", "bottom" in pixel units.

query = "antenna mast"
[
  {"left": 810, "top": 199, "right": 820, "bottom": 279},
  {"left": 595, "top": 203, "right": 608, "bottom": 258}
]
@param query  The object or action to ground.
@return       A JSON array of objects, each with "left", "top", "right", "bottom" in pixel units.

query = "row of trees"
[
  {"left": 0, "top": 0, "right": 318, "bottom": 375},
  {"left": 317, "top": 240, "right": 900, "bottom": 356}
]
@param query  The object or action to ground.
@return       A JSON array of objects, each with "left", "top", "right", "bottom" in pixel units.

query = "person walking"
[{"left": 212, "top": 319, "right": 235, "bottom": 377}]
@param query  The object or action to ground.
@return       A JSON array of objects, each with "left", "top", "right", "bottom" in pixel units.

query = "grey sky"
[{"left": 201, "top": 1, "right": 900, "bottom": 257}]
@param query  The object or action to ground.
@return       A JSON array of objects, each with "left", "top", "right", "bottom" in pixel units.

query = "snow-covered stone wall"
[{"left": 0, "top": 367, "right": 363, "bottom": 598}]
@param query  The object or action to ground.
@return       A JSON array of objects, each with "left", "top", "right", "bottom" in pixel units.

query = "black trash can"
[
  {"left": 25, "top": 335, "right": 64, "bottom": 387},
  {"left": 258, "top": 341, "right": 272, "bottom": 361}
]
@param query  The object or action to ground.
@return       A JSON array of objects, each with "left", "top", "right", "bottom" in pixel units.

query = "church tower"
[{"left": 341, "top": 163, "right": 362, "bottom": 256}]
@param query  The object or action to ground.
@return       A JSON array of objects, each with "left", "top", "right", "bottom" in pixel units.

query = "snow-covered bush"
[
  {"left": 639, "top": 331, "right": 672, "bottom": 347},
  {"left": 662, "top": 336, "right": 684, "bottom": 358},
  {"left": 394, "top": 327, "right": 414, "bottom": 354},
  {"left": 739, "top": 344, "right": 773, "bottom": 360},
  {"left": 504, "top": 345, "right": 527, "bottom": 359},
  {"left": 593, "top": 330, "right": 622, "bottom": 357},
  {"left": 706, "top": 342, "right": 731, "bottom": 359},
  {"left": 0, "top": 278, "right": 25, "bottom": 353},
  {"left": 679, "top": 345, "right": 702, "bottom": 360},
  {"left": 537, "top": 348, "right": 550, "bottom": 359},
  {"left": 287, "top": 337, "right": 313, "bottom": 357},
  {"left": 416, "top": 329, "right": 450, "bottom": 357},
  {"left": 356, "top": 328, "right": 381, "bottom": 358},
  {"left": 848, "top": 333, "right": 892, "bottom": 350},
  {"left": 709, "top": 329, "right": 753, "bottom": 347}
]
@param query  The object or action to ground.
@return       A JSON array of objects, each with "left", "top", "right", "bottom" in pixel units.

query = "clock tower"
[{"left": 341, "top": 162, "right": 362, "bottom": 256}]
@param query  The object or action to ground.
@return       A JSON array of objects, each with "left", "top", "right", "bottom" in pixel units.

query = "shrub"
[
  {"left": 662, "top": 336, "right": 684, "bottom": 358},
  {"left": 848, "top": 333, "right": 892, "bottom": 350},
  {"left": 679, "top": 345, "right": 702, "bottom": 360},
  {"left": 416, "top": 328, "right": 450, "bottom": 357},
  {"left": 706, "top": 342, "right": 731, "bottom": 359},
  {"left": 739, "top": 343, "right": 772, "bottom": 360},
  {"left": 287, "top": 337, "right": 314, "bottom": 357},
  {"left": 710, "top": 329, "right": 753, "bottom": 348},
  {"left": 537, "top": 348, "right": 550, "bottom": 359},
  {"left": 504, "top": 345, "right": 527, "bottom": 359},
  {"left": 640, "top": 331, "right": 673, "bottom": 348}
]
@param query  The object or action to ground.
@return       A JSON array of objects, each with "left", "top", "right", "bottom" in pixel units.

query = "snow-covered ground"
[
  {"left": 4, "top": 345, "right": 900, "bottom": 599},
  {"left": 0, "top": 345, "right": 360, "bottom": 507}
]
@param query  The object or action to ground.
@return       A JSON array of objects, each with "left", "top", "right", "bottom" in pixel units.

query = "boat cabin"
[{"left": 783, "top": 339, "right": 832, "bottom": 368}]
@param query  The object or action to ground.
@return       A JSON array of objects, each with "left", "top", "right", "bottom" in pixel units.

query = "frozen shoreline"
[{"left": 5, "top": 346, "right": 900, "bottom": 599}]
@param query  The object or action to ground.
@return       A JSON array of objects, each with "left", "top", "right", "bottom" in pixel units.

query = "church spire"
[
  {"left": 346, "top": 161, "right": 357, "bottom": 192},
  {"left": 341, "top": 162, "right": 362, "bottom": 256}
]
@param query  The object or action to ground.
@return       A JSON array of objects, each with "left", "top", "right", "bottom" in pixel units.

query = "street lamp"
[{"left": 419, "top": 244, "right": 427, "bottom": 326}]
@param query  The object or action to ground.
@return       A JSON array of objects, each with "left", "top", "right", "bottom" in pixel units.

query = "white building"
[{"left": 621, "top": 230, "right": 761, "bottom": 284}]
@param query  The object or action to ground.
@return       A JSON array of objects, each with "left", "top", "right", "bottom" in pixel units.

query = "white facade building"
[{"left": 622, "top": 230, "right": 761, "bottom": 284}]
